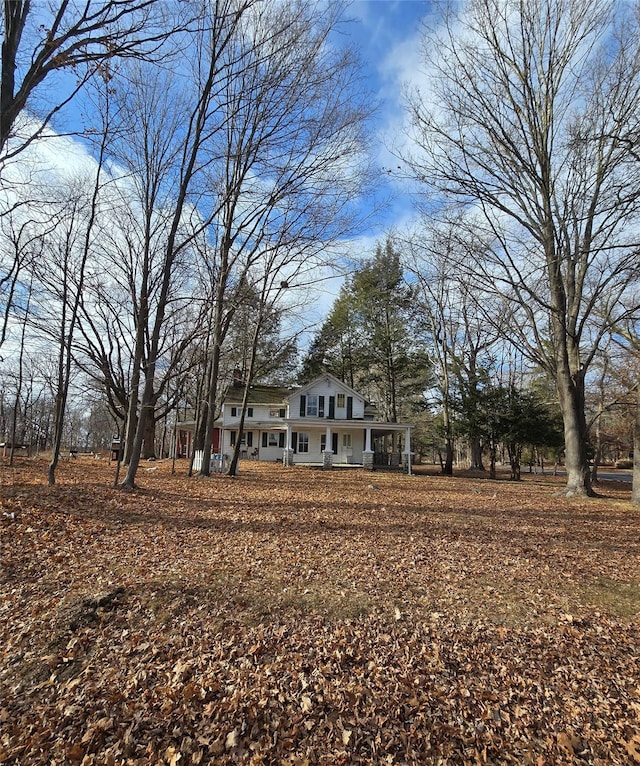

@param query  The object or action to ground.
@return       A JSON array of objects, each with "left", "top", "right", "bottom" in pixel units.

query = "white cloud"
[{"left": 1, "top": 116, "right": 99, "bottom": 185}]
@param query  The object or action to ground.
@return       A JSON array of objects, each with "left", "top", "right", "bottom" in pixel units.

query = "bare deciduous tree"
[
  {"left": 28, "top": 166, "right": 105, "bottom": 484},
  {"left": 405, "top": 0, "right": 640, "bottom": 496},
  {"left": 119, "top": 0, "right": 261, "bottom": 489},
  {"left": 1, "top": 0, "right": 173, "bottom": 163},
  {"left": 0, "top": 201, "right": 49, "bottom": 348},
  {"left": 194, "top": 0, "right": 374, "bottom": 477},
  {"left": 405, "top": 222, "right": 502, "bottom": 474}
]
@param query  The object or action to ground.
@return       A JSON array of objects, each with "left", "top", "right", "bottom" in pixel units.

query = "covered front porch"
[{"left": 281, "top": 419, "right": 414, "bottom": 472}]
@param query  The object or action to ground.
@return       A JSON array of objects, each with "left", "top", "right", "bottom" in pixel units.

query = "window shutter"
[
  {"left": 291, "top": 432, "right": 297, "bottom": 453},
  {"left": 279, "top": 408, "right": 286, "bottom": 418},
  {"left": 231, "top": 431, "right": 237, "bottom": 446},
  {"left": 328, "top": 396, "right": 335, "bottom": 418},
  {"left": 247, "top": 407, "right": 253, "bottom": 417},
  {"left": 262, "top": 432, "right": 268, "bottom": 448},
  {"left": 247, "top": 432, "right": 253, "bottom": 447},
  {"left": 299, "top": 396, "right": 306, "bottom": 417},
  {"left": 231, "top": 407, "right": 237, "bottom": 417},
  {"left": 318, "top": 396, "right": 325, "bottom": 418},
  {"left": 279, "top": 433, "right": 285, "bottom": 448},
  {"left": 347, "top": 396, "right": 353, "bottom": 419},
  {"left": 332, "top": 433, "right": 339, "bottom": 454}
]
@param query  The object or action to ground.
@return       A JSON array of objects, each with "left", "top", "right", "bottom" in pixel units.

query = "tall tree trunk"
[
  {"left": 9, "top": 275, "right": 31, "bottom": 467},
  {"left": 508, "top": 443, "right": 521, "bottom": 481},
  {"left": 200, "top": 336, "right": 223, "bottom": 478},
  {"left": 123, "top": 362, "right": 141, "bottom": 465},
  {"left": 591, "top": 408, "right": 602, "bottom": 485},
  {"left": 469, "top": 438, "right": 484, "bottom": 471},
  {"left": 122, "top": 375, "right": 154, "bottom": 488},
  {"left": 556, "top": 366, "right": 593, "bottom": 496},
  {"left": 228, "top": 313, "right": 263, "bottom": 477},
  {"left": 440, "top": 388, "right": 454, "bottom": 475},
  {"left": 488, "top": 440, "right": 496, "bottom": 480},
  {"left": 442, "top": 438, "right": 454, "bottom": 476},
  {"left": 48, "top": 115, "right": 109, "bottom": 484},
  {"left": 228, "top": 386, "right": 250, "bottom": 477},
  {"left": 200, "top": 255, "right": 228, "bottom": 478},
  {"left": 187, "top": 366, "right": 208, "bottom": 476},
  {"left": 0, "top": 1, "right": 29, "bottom": 152},
  {"left": 632, "top": 382, "right": 640, "bottom": 506},
  {"left": 142, "top": 411, "right": 157, "bottom": 459}
]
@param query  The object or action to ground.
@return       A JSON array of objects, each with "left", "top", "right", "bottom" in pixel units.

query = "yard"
[{"left": 1, "top": 457, "right": 639, "bottom": 765}]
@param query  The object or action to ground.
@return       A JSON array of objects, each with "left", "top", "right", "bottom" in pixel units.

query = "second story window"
[
  {"left": 231, "top": 406, "right": 252, "bottom": 417},
  {"left": 337, "top": 393, "right": 345, "bottom": 408},
  {"left": 306, "top": 394, "right": 318, "bottom": 417}
]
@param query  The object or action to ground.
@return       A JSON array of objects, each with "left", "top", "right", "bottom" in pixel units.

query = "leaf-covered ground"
[{"left": 1, "top": 457, "right": 639, "bottom": 765}]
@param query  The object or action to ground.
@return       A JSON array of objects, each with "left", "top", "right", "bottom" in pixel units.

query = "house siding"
[{"left": 289, "top": 378, "right": 366, "bottom": 421}]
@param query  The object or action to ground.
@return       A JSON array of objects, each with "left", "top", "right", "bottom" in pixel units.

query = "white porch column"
[
  {"left": 363, "top": 426, "right": 374, "bottom": 471},
  {"left": 323, "top": 425, "right": 333, "bottom": 470},
  {"left": 402, "top": 426, "right": 413, "bottom": 475},
  {"left": 283, "top": 424, "right": 294, "bottom": 467}
]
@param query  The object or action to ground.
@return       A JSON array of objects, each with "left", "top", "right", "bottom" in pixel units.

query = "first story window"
[
  {"left": 231, "top": 431, "right": 252, "bottom": 446},
  {"left": 298, "top": 432, "right": 309, "bottom": 453},
  {"left": 342, "top": 433, "right": 352, "bottom": 448},
  {"left": 262, "top": 432, "right": 286, "bottom": 448}
]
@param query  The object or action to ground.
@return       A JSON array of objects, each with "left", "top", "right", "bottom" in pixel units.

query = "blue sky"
[
  {"left": 4, "top": 1, "right": 436, "bottom": 334},
  {"left": 338, "top": 1, "right": 432, "bottom": 239},
  {"left": 14, "top": 0, "right": 433, "bottom": 246},
  {"left": 285, "top": 0, "right": 435, "bottom": 326}
]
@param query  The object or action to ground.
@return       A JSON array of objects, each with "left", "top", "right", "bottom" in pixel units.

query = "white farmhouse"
[{"left": 177, "top": 373, "right": 413, "bottom": 470}]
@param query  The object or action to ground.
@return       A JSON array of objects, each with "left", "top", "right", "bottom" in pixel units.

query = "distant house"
[{"left": 177, "top": 373, "right": 413, "bottom": 470}]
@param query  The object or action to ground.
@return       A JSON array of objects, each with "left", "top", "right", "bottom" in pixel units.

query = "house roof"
[{"left": 224, "top": 383, "right": 293, "bottom": 406}]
